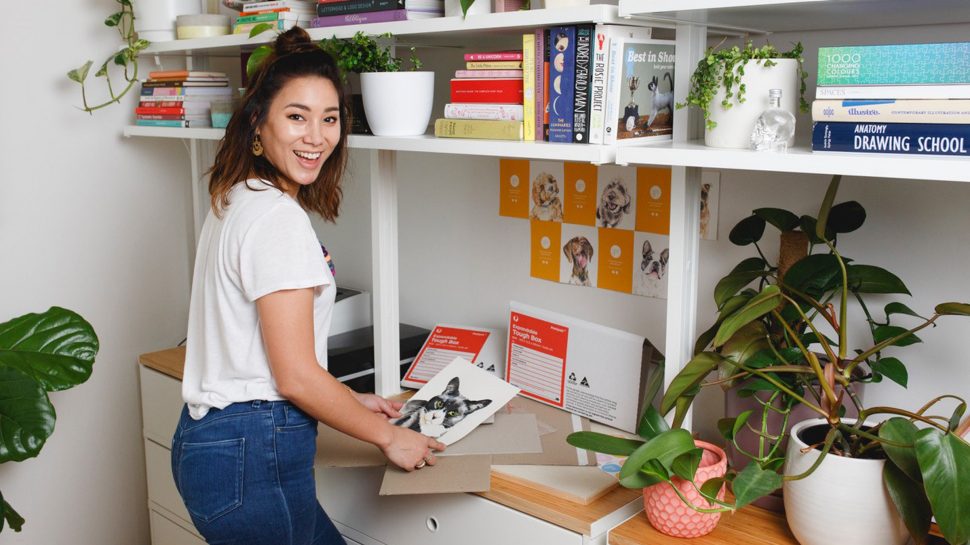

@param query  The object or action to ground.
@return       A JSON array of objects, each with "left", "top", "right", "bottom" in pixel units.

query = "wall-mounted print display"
[
  {"left": 595, "top": 164, "right": 637, "bottom": 230},
  {"left": 560, "top": 224, "right": 598, "bottom": 287},
  {"left": 633, "top": 232, "right": 669, "bottom": 299},
  {"left": 499, "top": 158, "right": 530, "bottom": 218},
  {"left": 530, "top": 219, "right": 562, "bottom": 282},
  {"left": 528, "top": 160, "right": 565, "bottom": 222},
  {"left": 563, "top": 162, "right": 598, "bottom": 226},
  {"left": 635, "top": 166, "right": 671, "bottom": 235},
  {"left": 597, "top": 228, "right": 635, "bottom": 294},
  {"left": 700, "top": 170, "right": 720, "bottom": 241}
]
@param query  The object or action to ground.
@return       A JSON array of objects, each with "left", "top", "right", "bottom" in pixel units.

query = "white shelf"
[
  {"left": 615, "top": 140, "right": 970, "bottom": 183},
  {"left": 123, "top": 126, "right": 226, "bottom": 140},
  {"left": 618, "top": 0, "right": 970, "bottom": 33},
  {"left": 141, "top": 6, "right": 665, "bottom": 55}
]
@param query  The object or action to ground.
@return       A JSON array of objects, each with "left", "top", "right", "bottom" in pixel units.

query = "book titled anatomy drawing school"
[
  {"left": 812, "top": 122, "right": 970, "bottom": 156},
  {"left": 604, "top": 38, "right": 676, "bottom": 145}
]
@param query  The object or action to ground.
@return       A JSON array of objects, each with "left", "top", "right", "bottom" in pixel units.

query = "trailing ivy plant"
[
  {"left": 67, "top": 0, "right": 150, "bottom": 113},
  {"left": 677, "top": 41, "right": 808, "bottom": 130},
  {"left": 0, "top": 307, "right": 99, "bottom": 533}
]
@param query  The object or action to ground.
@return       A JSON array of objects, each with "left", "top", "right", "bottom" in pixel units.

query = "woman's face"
[{"left": 257, "top": 75, "right": 341, "bottom": 197}]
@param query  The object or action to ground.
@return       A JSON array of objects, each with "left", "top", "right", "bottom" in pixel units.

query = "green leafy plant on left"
[
  {"left": 0, "top": 308, "right": 99, "bottom": 533},
  {"left": 67, "top": 0, "right": 150, "bottom": 113}
]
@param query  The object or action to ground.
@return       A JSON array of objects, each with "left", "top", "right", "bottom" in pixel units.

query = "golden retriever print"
[
  {"left": 530, "top": 172, "right": 564, "bottom": 222},
  {"left": 563, "top": 236, "right": 594, "bottom": 286}
]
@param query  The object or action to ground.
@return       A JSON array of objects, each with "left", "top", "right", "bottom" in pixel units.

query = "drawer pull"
[{"left": 426, "top": 516, "right": 439, "bottom": 533}]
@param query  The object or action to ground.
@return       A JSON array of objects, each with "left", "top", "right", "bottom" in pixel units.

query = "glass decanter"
[{"left": 750, "top": 88, "right": 796, "bottom": 152}]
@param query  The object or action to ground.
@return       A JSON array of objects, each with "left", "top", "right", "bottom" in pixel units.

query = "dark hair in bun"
[{"left": 208, "top": 27, "right": 350, "bottom": 222}]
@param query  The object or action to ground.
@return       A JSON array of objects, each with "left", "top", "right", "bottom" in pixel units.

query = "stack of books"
[
  {"left": 435, "top": 51, "right": 525, "bottom": 140},
  {"left": 136, "top": 71, "right": 233, "bottom": 128},
  {"left": 231, "top": 0, "right": 316, "bottom": 33},
  {"left": 310, "top": 0, "right": 442, "bottom": 27},
  {"left": 812, "top": 41, "right": 970, "bottom": 157}
]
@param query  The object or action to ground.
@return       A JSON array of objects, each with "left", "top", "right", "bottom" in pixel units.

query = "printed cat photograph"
[{"left": 393, "top": 377, "right": 492, "bottom": 439}]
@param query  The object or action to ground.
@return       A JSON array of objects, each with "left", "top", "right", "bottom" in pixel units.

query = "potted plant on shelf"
[
  {"left": 0, "top": 307, "right": 99, "bottom": 533},
  {"left": 677, "top": 41, "right": 809, "bottom": 149}
]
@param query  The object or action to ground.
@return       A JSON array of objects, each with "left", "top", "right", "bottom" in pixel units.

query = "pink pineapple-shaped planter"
[{"left": 642, "top": 440, "right": 728, "bottom": 538}]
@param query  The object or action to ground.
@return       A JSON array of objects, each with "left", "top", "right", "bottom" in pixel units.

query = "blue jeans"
[{"left": 171, "top": 400, "right": 345, "bottom": 545}]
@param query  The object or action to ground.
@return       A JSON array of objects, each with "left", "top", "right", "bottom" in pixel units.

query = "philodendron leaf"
[
  {"left": 753, "top": 207, "right": 800, "bottom": 232},
  {"left": 714, "top": 263, "right": 768, "bottom": 308},
  {"left": 566, "top": 431, "right": 643, "bottom": 456},
  {"left": 636, "top": 405, "right": 670, "bottom": 441},
  {"left": 815, "top": 175, "right": 842, "bottom": 241},
  {"left": 782, "top": 253, "right": 842, "bottom": 296},
  {"left": 826, "top": 200, "right": 866, "bottom": 234},
  {"left": 879, "top": 417, "right": 921, "bottom": 482},
  {"left": 718, "top": 410, "right": 753, "bottom": 441},
  {"left": 713, "top": 285, "right": 782, "bottom": 348},
  {"left": 661, "top": 352, "right": 725, "bottom": 415},
  {"left": 729, "top": 215, "right": 766, "bottom": 246},
  {"left": 871, "top": 357, "right": 908, "bottom": 388},
  {"left": 696, "top": 293, "right": 753, "bottom": 354},
  {"left": 1, "top": 492, "right": 25, "bottom": 533},
  {"left": 671, "top": 447, "right": 704, "bottom": 481},
  {"left": 0, "top": 366, "right": 55, "bottom": 463},
  {"left": 459, "top": 0, "right": 475, "bottom": 16},
  {"left": 67, "top": 61, "right": 93, "bottom": 84},
  {"left": 720, "top": 321, "right": 769, "bottom": 371},
  {"left": 949, "top": 402, "right": 967, "bottom": 433},
  {"left": 699, "top": 477, "right": 726, "bottom": 503},
  {"left": 846, "top": 264, "right": 910, "bottom": 295},
  {"left": 914, "top": 428, "right": 970, "bottom": 545},
  {"left": 873, "top": 325, "right": 922, "bottom": 348},
  {"left": 936, "top": 302, "right": 970, "bottom": 316},
  {"left": 619, "top": 429, "right": 696, "bottom": 488},
  {"left": 883, "top": 461, "right": 931, "bottom": 545},
  {"left": 885, "top": 302, "right": 923, "bottom": 319},
  {"left": 623, "top": 459, "right": 667, "bottom": 489},
  {"left": 0, "top": 307, "right": 98, "bottom": 391},
  {"left": 731, "top": 462, "right": 782, "bottom": 508}
]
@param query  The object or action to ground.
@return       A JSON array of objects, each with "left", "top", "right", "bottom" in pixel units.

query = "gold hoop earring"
[{"left": 252, "top": 134, "right": 264, "bottom": 157}]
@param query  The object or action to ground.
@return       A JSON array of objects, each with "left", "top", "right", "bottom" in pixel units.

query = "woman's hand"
[
  {"left": 381, "top": 425, "right": 446, "bottom": 471},
  {"left": 353, "top": 392, "right": 404, "bottom": 419}
]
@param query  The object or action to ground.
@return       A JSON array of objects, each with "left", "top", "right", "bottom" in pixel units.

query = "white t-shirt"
[{"left": 182, "top": 179, "right": 336, "bottom": 419}]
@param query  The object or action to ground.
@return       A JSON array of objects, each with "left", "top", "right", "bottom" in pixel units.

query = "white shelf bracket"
[{"left": 370, "top": 149, "right": 402, "bottom": 397}]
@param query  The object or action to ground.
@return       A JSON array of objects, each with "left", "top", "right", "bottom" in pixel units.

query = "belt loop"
[{"left": 252, "top": 400, "right": 262, "bottom": 408}]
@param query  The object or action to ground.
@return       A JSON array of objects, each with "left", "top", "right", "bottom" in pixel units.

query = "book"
[
  {"left": 135, "top": 119, "right": 213, "bottom": 128},
  {"left": 241, "top": 6, "right": 317, "bottom": 15},
  {"left": 141, "top": 86, "right": 235, "bottom": 96},
  {"left": 571, "top": 24, "right": 594, "bottom": 143},
  {"left": 534, "top": 27, "right": 546, "bottom": 142},
  {"left": 811, "top": 121, "right": 970, "bottom": 156},
  {"left": 522, "top": 33, "right": 536, "bottom": 140},
  {"left": 148, "top": 76, "right": 230, "bottom": 83},
  {"left": 235, "top": 11, "right": 304, "bottom": 22},
  {"left": 135, "top": 106, "right": 210, "bottom": 115},
  {"left": 233, "top": 18, "right": 309, "bottom": 33},
  {"left": 603, "top": 37, "right": 676, "bottom": 145},
  {"left": 589, "top": 25, "right": 655, "bottom": 144},
  {"left": 309, "top": 9, "right": 440, "bottom": 26},
  {"left": 547, "top": 25, "right": 576, "bottom": 143},
  {"left": 444, "top": 103, "right": 524, "bottom": 121},
  {"left": 464, "top": 51, "right": 524, "bottom": 61},
  {"left": 817, "top": 42, "right": 970, "bottom": 87},
  {"left": 812, "top": 99, "right": 970, "bottom": 124},
  {"left": 139, "top": 94, "right": 224, "bottom": 102},
  {"left": 454, "top": 69, "right": 523, "bottom": 78},
  {"left": 465, "top": 60, "right": 523, "bottom": 69},
  {"left": 449, "top": 78, "right": 523, "bottom": 104},
  {"left": 136, "top": 113, "right": 211, "bottom": 121},
  {"left": 147, "top": 70, "right": 227, "bottom": 79},
  {"left": 434, "top": 118, "right": 523, "bottom": 140},
  {"left": 541, "top": 28, "right": 550, "bottom": 140},
  {"left": 815, "top": 84, "right": 970, "bottom": 99},
  {"left": 238, "top": 0, "right": 315, "bottom": 11},
  {"left": 316, "top": 0, "right": 404, "bottom": 16},
  {"left": 142, "top": 80, "right": 229, "bottom": 88}
]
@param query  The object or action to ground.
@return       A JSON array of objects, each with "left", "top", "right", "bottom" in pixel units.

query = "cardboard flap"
[
  {"left": 440, "top": 412, "right": 542, "bottom": 457},
  {"left": 492, "top": 396, "right": 596, "bottom": 466},
  {"left": 379, "top": 455, "right": 493, "bottom": 495}
]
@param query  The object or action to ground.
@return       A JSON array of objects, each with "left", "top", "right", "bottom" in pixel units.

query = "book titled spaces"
[{"left": 604, "top": 38, "right": 676, "bottom": 145}]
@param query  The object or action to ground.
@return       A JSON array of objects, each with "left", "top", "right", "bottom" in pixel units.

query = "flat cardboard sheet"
[
  {"left": 491, "top": 465, "right": 618, "bottom": 505},
  {"left": 379, "top": 455, "right": 493, "bottom": 495},
  {"left": 439, "top": 412, "right": 542, "bottom": 457},
  {"left": 492, "top": 396, "right": 597, "bottom": 466},
  {"left": 315, "top": 424, "right": 385, "bottom": 468}
]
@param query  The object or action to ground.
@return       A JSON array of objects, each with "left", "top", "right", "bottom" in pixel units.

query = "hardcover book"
[
  {"left": 135, "top": 119, "right": 213, "bottom": 128},
  {"left": 571, "top": 24, "right": 593, "bottom": 143},
  {"left": 523, "top": 33, "right": 536, "bottom": 141},
  {"left": 443, "top": 103, "right": 524, "bottom": 121},
  {"left": 812, "top": 122, "right": 970, "bottom": 156},
  {"left": 316, "top": 0, "right": 404, "bottom": 16},
  {"left": 817, "top": 42, "right": 970, "bottom": 86},
  {"left": 547, "top": 25, "right": 576, "bottom": 143},
  {"left": 815, "top": 84, "right": 970, "bottom": 100},
  {"left": 434, "top": 118, "right": 524, "bottom": 140},
  {"left": 603, "top": 38, "right": 676, "bottom": 145},
  {"left": 465, "top": 60, "right": 523, "bottom": 69},
  {"left": 589, "top": 25, "right": 655, "bottom": 144},
  {"left": 454, "top": 69, "right": 523, "bottom": 78},
  {"left": 310, "top": 9, "right": 440, "bottom": 27},
  {"left": 464, "top": 51, "right": 523, "bottom": 61},
  {"left": 141, "top": 86, "right": 234, "bottom": 96},
  {"left": 534, "top": 27, "right": 546, "bottom": 143},
  {"left": 449, "top": 78, "right": 523, "bottom": 104},
  {"left": 812, "top": 99, "right": 970, "bottom": 124}
]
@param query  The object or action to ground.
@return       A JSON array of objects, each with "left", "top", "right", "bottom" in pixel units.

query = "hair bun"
[{"left": 273, "top": 27, "right": 318, "bottom": 56}]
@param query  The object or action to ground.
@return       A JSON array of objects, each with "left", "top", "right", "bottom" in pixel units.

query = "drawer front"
[
  {"left": 317, "top": 467, "right": 582, "bottom": 545},
  {"left": 145, "top": 439, "right": 195, "bottom": 528},
  {"left": 140, "top": 366, "right": 184, "bottom": 446},
  {"left": 150, "top": 509, "right": 206, "bottom": 545}
]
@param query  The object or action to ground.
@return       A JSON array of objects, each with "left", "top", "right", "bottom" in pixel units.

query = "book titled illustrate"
[
  {"left": 817, "top": 42, "right": 970, "bottom": 86},
  {"left": 604, "top": 38, "right": 676, "bottom": 145},
  {"left": 812, "top": 122, "right": 970, "bottom": 156}
]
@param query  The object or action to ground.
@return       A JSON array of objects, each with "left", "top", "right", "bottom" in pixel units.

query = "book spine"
[
  {"left": 534, "top": 28, "right": 545, "bottom": 143},
  {"left": 434, "top": 118, "right": 523, "bottom": 140},
  {"left": 138, "top": 100, "right": 187, "bottom": 108},
  {"left": 588, "top": 25, "right": 654, "bottom": 144},
  {"left": 547, "top": 25, "right": 576, "bottom": 143},
  {"left": 542, "top": 29, "right": 550, "bottom": 141},
  {"left": 602, "top": 37, "right": 622, "bottom": 144},
  {"left": 815, "top": 84, "right": 970, "bottom": 100},
  {"left": 241, "top": 0, "right": 308, "bottom": 10},
  {"left": 465, "top": 61, "right": 523, "bottom": 69},
  {"left": 463, "top": 52, "right": 524, "bottom": 61},
  {"left": 137, "top": 113, "right": 208, "bottom": 120},
  {"left": 812, "top": 99, "right": 970, "bottom": 124},
  {"left": 135, "top": 119, "right": 211, "bottom": 128},
  {"left": 817, "top": 42, "right": 970, "bottom": 86},
  {"left": 571, "top": 24, "right": 593, "bottom": 143},
  {"left": 454, "top": 69, "right": 523, "bottom": 78},
  {"left": 443, "top": 103, "right": 524, "bottom": 120},
  {"left": 812, "top": 122, "right": 970, "bottom": 156},
  {"left": 234, "top": 11, "right": 282, "bottom": 22},
  {"left": 233, "top": 20, "right": 287, "bottom": 33},
  {"left": 310, "top": 9, "right": 405, "bottom": 26},
  {"left": 449, "top": 79, "right": 523, "bottom": 104},
  {"left": 135, "top": 106, "right": 191, "bottom": 115},
  {"left": 316, "top": 0, "right": 403, "bottom": 16},
  {"left": 142, "top": 80, "right": 229, "bottom": 88},
  {"left": 522, "top": 33, "right": 536, "bottom": 141}
]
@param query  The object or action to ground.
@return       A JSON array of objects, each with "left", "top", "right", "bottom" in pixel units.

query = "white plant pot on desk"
[
  {"left": 445, "top": 0, "right": 493, "bottom": 17},
  {"left": 704, "top": 58, "right": 799, "bottom": 149},
  {"left": 360, "top": 71, "right": 435, "bottom": 136},
  {"left": 134, "top": 0, "right": 203, "bottom": 41}
]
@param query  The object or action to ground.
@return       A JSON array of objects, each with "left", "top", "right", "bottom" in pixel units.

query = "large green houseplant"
[
  {"left": 570, "top": 176, "right": 970, "bottom": 545},
  {"left": 0, "top": 307, "right": 99, "bottom": 533}
]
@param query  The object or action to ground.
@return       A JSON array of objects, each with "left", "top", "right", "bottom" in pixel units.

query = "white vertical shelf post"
[
  {"left": 663, "top": 23, "right": 708, "bottom": 428},
  {"left": 370, "top": 149, "right": 402, "bottom": 397}
]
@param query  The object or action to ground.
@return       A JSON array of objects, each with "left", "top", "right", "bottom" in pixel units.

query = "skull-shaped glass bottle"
[{"left": 750, "top": 88, "right": 796, "bottom": 152}]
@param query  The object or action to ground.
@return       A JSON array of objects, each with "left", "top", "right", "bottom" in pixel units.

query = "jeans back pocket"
[{"left": 177, "top": 438, "right": 245, "bottom": 524}]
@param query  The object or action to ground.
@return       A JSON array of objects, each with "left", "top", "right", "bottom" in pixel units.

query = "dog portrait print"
[
  {"left": 529, "top": 171, "right": 564, "bottom": 222},
  {"left": 562, "top": 236, "right": 594, "bottom": 287},
  {"left": 699, "top": 182, "right": 712, "bottom": 239},
  {"left": 634, "top": 234, "right": 669, "bottom": 299},
  {"left": 596, "top": 177, "right": 633, "bottom": 228}
]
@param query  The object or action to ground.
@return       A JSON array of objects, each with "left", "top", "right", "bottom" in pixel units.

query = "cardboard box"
[{"left": 505, "top": 301, "right": 663, "bottom": 433}]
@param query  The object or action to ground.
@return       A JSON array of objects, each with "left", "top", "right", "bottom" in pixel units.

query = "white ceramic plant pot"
[
  {"left": 445, "top": 0, "right": 493, "bottom": 17},
  {"left": 360, "top": 71, "right": 435, "bottom": 136},
  {"left": 704, "top": 58, "right": 799, "bottom": 149},
  {"left": 135, "top": 0, "right": 203, "bottom": 41},
  {"left": 783, "top": 418, "right": 908, "bottom": 545}
]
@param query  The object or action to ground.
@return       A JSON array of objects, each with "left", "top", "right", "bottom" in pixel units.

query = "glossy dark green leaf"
[
  {"left": 671, "top": 448, "right": 704, "bottom": 481},
  {"left": 914, "top": 429, "right": 970, "bottom": 544},
  {"left": 0, "top": 366, "right": 54, "bottom": 463},
  {"left": 721, "top": 321, "right": 769, "bottom": 366},
  {"left": 718, "top": 410, "right": 753, "bottom": 441},
  {"left": 846, "top": 264, "right": 910, "bottom": 295},
  {"left": 729, "top": 215, "right": 766, "bottom": 246},
  {"left": 873, "top": 325, "right": 922, "bottom": 348},
  {"left": 782, "top": 253, "right": 842, "bottom": 296},
  {"left": 248, "top": 22, "right": 275, "bottom": 37},
  {"left": 737, "top": 377, "right": 782, "bottom": 395},
  {"left": 884, "top": 302, "right": 922, "bottom": 320},
  {"left": 713, "top": 285, "right": 783, "bottom": 348},
  {"left": 826, "top": 200, "right": 866, "bottom": 234},
  {"left": 799, "top": 215, "right": 826, "bottom": 244},
  {"left": 566, "top": 431, "right": 643, "bottom": 456},
  {"left": 636, "top": 405, "right": 670, "bottom": 441},
  {"left": 949, "top": 403, "right": 967, "bottom": 433},
  {"left": 883, "top": 461, "right": 931, "bottom": 545},
  {"left": 731, "top": 462, "right": 783, "bottom": 508},
  {"left": 714, "top": 258, "right": 769, "bottom": 308},
  {"left": 699, "top": 477, "right": 726, "bottom": 503},
  {"left": 622, "top": 459, "right": 667, "bottom": 489},
  {"left": 696, "top": 294, "right": 753, "bottom": 354},
  {"left": 67, "top": 61, "right": 93, "bottom": 84},
  {"left": 753, "top": 207, "right": 800, "bottom": 232},
  {"left": 871, "top": 357, "right": 908, "bottom": 388},
  {"left": 815, "top": 175, "right": 842, "bottom": 241},
  {"left": 936, "top": 302, "right": 970, "bottom": 316},
  {"left": 879, "top": 417, "right": 921, "bottom": 482},
  {"left": 619, "top": 429, "right": 696, "bottom": 487},
  {"left": 0, "top": 307, "right": 98, "bottom": 391},
  {"left": 661, "top": 352, "right": 725, "bottom": 415}
]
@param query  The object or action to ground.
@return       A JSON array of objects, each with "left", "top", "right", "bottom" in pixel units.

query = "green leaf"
[
  {"left": 879, "top": 417, "right": 921, "bottom": 482},
  {"left": 914, "top": 429, "right": 970, "bottom": 545},
  {"left": 885, "top": 302, "right": 923, "bottom": 319},
  {"left": 698, "top": 293, "right": 753, "bottom": 354},
  {"left": 883, "top": 461, "right": 931, "bottom": 545},
  {"left": 936, "top": 302, "right": 970, "bottom": 316},
  {"left": 113, "top": 52, "right": 127, "bottom": 67},
  {"left": 248, "top": 22, "right": 275, "bottom": 38},
  {"left": 699, "top": 477, "right": 726, "bottom": 503},
  {"left": 0, "top": 307, "right": 98, "bottom": 391},
  {"left": 714, "top": 259, "right": 768, "bottom": 308},
  {"left": 671, "top": 448, "right": 703, "bottom": 481},
  {"left": 720, "top": 321, "right": 770, "bottom": 371},
  {"left": 713, "top": 285, "right": 782, "bottom": 348},
  {"left": 132, "top": 39, "right": 151, "bottom": 51},
  {"left": 104, "top": 11, "right": 123, "bottom": 26},
  {"left": 753, "top": 207, "right": 800, "bottom": 232},
  {"left": 566, "top": 431, "right": 643, "bottom": 456},
  {"left": 731, "top": 462, "right": 783, "bottom": 508},
  {"left": 717, "top": 410, "right": 752, "bottom": 441},
  {"left": 246, "top": 45, "right": 273, "bottom": 78},
  {"left": 1, "top": 494, "right": 24, "bottom": 533},
  {"left": 619, "top": 429, "right": 697, "bottom": 487},
  {"left": 846, "top": 264, "right": 910, "bottom": 295},
  {"left": 815, "top": 175, "right": 842, "bottom": 241},
  {"left": 950, "top": 403, "right": 967, "bottom": 433},
  {"left": 827, "top": 200, "right": 866, "bottom": 234},
  {"left": 871, "top": 357, "right": 908, "bottom": 387},
  {"left": 728, "top": 215, "right": 766, "bottom": 246},
  {"left": 636, "top": 405, "right": 670, "bottom": 441},
  {"left": 661, "top": 352, "right": 725, "bottom": 415},
  {"left": 459, "top": 0, "right": 475, "bottom": 16},
  {"left": 95, "top": 62, "right": 109, "bottom": 78},
  {"left": 782, "top": 253, "right": 842, "bottom": 296},
  {"left": 873, "top": 325, "right": 922, "bottom": 348},
  {"left": 799, "top": 215, "right": 826, "bottom": 244},
  {"left": 0, "top": 366, "right": 55, "bottom": 463},
  {"left": 623, "top": 459, "right": 667, "bottom": 489},
  {"left": 67, "top": 61, "right": 93, "bottom": 84}
]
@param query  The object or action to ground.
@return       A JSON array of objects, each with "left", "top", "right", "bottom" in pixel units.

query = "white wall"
[{"left": 0, "top": 2, "right": 193, "bottom": 543}]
